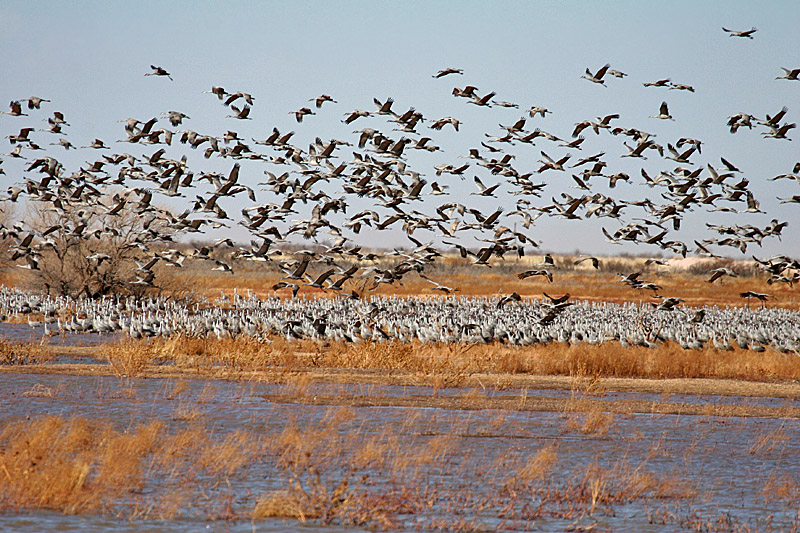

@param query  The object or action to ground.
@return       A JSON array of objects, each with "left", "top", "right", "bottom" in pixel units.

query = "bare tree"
[{"left": 23, "top": 195, "right": 178, "bottom": 297}]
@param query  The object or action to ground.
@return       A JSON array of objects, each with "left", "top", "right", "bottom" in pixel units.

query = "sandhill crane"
[
  {"left": 50, "top": 138, "right": 74, "bottom": 150},
  {"left": 82, "top": 138, "right": 109, "bottom": 149},
  {"left": 433, "top": 67, "right": 463, "bottom": 78},
  {"left": 272, "top": 281, "right": 300, "bottom": 298},
  {"left": 145, "top": 65, "right": 172, "bottom": 80},
  {"left": 559, "top": 136, "right": 585, "bottom": 150},
  {"left": 722, "top": 26, "right": 757, "bottom": 38},
  {"left": 574, "top": 256, "right": 600, "bottom": 269},
  {"left": 517, "top": 269, "right": 553, "bottom": 282},
  {"left": 537, "top": 151, "right": 570, "bottom": 172},
  {"left": 309, "top": 94, "right": 337, "bottom": 108},
  {"left": 497, "top": 291, "right": 522, "bottom": 308},
  {"left": 203, "top": 86, "right": 228, "bottom": 100},
  {"left": 776, "top": 67, "right": 800, "bottom": 81},
  {"left": 373, "top": 97, "right": 396, "bottom": 116},
  {"left": 281, "top": 255, "right": 312, "bottom": 280},
  {"left": 224, "top": 92, "right": 254, "bottom": 107},
  {"left": 227, "top": 105, "right": 251, "bottom": 120},
  {"left": 762, "top": 122, "right": 795, "bottom": 140},
  {"left": 669, "top": 83, "right": 695, "bottom": 92},
  {"left": 528, "top": 106, "right": 551, "bottom": 118},
  {"left": 727, "top": 113, "right": 754, "bottom": 133},
  {"left": 430, "top": 117, "right": 460, "bottom": 131},
  {"left": 211, "top": 259, "right": 232, "bottom": 272},
  {"left": 707, "top": 267, "right": 738, "bottom": 283},
  {"left": 291, "top": 107, "right": 315, "bottom": 122},
  {"left": 6, "top": 127, "right": 34, "bottom": 144},
  {"left": 452, "top": 85, "right": 479, "bottom": 98},
  {"left": 760, "top": 106, "right": 788, "bottom": 127},
  {"left": 643, "top": 78, "right": 671, "bottom": 88},
  {"left": 304, "top": 268, "right": 337, "bottom": 289},
  {"left": 740, "top": 291, "right": 771, "bottom": 307},
  {"left": 342, "top": 109, "right": 371, "bottom": 124},
  {"left": 161, "top": 111, "right": 189, "bottom": 126},
  {"left": 419, "top": 274, "right": 459, "bottom": 294},
  {"left": 24, "top": 96, "right": 50, "bottom": 109},
  {"left": 468, "top": 91, "right": 496, "bottom": 107},
  {"left": 1, "top": 101, "right": 27, "bottom": 116},
  {"left": 581, "top": 64, "right": 610, "bottom": 86},
  {"left": 649, "top": 101, "right": 674, "bottom": 120},
  {"left": 471, "top": 176, "right": 500, "bottom": 197}
]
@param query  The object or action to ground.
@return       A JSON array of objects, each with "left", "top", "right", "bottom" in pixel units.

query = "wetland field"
[{"left": 2, "top": 265, "right": 800, "bottom": 532}]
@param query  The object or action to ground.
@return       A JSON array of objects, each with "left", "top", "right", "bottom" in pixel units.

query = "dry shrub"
[
  {"left": 748, "top": 421, "right": 790, "bottom": 455},
  {"left": 195, "top": 430, "right": 262, "bottom": 477},
  {"left": 171, "top": 402, "right": 205, "bottom": 422},
  {"left": 516, "top": 445, "right": 558, "bottom": 484},
  {"left": 254, "top": 470, "right": 353, "bottom": 525},
  {"left": 762, "top": 473, "right": 800, "bottom": 505},
  {"left": 569, "top": 408, "right": 615, "bottom": 436},
  {"left": 0, "top": 338, "right": 52, "bottom": 365},
  {"left": 582, "top": 462, "right": 612, "bottom": 514},
  {"left": 613, "top": 464, "right": 696, "bottom": 501},
  {"left": 274, "top": 421, "right": 339, "bottom": 472},
  {"left": 148, "top": 335, "right": 299, "bottom": 372},
  {"left": 0, "top": 407, "right": 714, "bottom": 528},
  {"left": 578, "top": 459, "right": 696, "bottom": 515},
  {"left": 100, "top": 328, "right": 800, "bottom": 384},
  {"left": 523, "top": 341, "right": 800, "bottom": 381},
  {"left": 0, "top": 416, "right": 162, "bottom": 514},
  {"left": 323, "top": 340, "right": 416, "bottom": 370},
  {"left": 195, "top": 383, "right": 218, "bottom": 404},
  {"left": 253, "top": 490, "right": 308, "bottom": 520},
  {"left": 103, "top": 338, "right": 157, "bottom": 377},
  {"left": 164, "top": 379, "right": 190, "bottom": 400},
  {"left": 351, "top": 433, "right": 400, "bottom": 470},
  {"left": 96, "top": 420, "right": 165, "bottom": 489},
  {"left": 151, "top": 425, "right": 209, "bottom": 469}
]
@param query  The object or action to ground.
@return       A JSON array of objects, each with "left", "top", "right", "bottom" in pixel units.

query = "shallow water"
[
  {"left": 1, "top": 370, "right": 798, "bottom": 531},
  {"left": 0, "top": 322, "right": 120, "bottom": 348}
]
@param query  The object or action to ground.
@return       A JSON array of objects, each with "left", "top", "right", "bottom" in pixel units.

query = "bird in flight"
[
  {"left": 433, "top": 68, "right": 463, "bottom": 78},
  {"left": 650, "top": 101, "right": 674, "bottom": 121},
  {"left": 722, "top": 26, "right": 757, "bottom": 39},
  {"left": 145, "top": 65, "right": 172, "bottom": 80},
  {"left": 581, "top": 64, "right": 611, "bottom": 86},
  {"left": 776, "top": 67, "right": 800, "bottom": 81}
]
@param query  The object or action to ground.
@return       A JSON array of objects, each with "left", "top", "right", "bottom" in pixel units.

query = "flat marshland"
[{"left": 2, "top": 264, "right": 800, "bottom": 530}]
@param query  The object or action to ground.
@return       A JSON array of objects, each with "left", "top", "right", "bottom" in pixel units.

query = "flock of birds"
[
  {"left": 0, "top": 26, "right": 798, "bottom": 350},
  {"left": 2, "top": 286, "right": 800, "bottom": 354}
]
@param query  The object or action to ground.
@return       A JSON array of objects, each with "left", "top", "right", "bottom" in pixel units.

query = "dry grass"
[
  {"left": 568, "top": 408, "right": 615, "bottom": 436},
  {"left": 0, "top": 338, "right": 53, "bottom": 366},
  {"left": 103, "top": 338, "right": 158, "bottom": 377},
  {"left": 762, "top": 472, "right": 800, "bottom": 506},
  {"left": 93, "top": 334, "right": 800, "bottom": 385},
  {"left": 747, "top": 420, "right": 791, "bottom": 456},
  {"left": 0, "top": 401, "right": 788, "bottom": 529},
  {"left": 0, "top": 416, "right": 162, "bottom": 514}
]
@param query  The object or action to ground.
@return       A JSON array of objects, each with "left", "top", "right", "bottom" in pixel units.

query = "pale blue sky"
[{"left": 1, "top": 1, "right": 798, "bottom": 257}]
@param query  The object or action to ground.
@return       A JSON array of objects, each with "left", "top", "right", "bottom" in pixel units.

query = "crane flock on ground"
[
  {"left": 1, "top": 26, "right": 799, "bottom": 350},
  {"left": 2, "top": 286, "right": 800, "bottom": 353}
]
